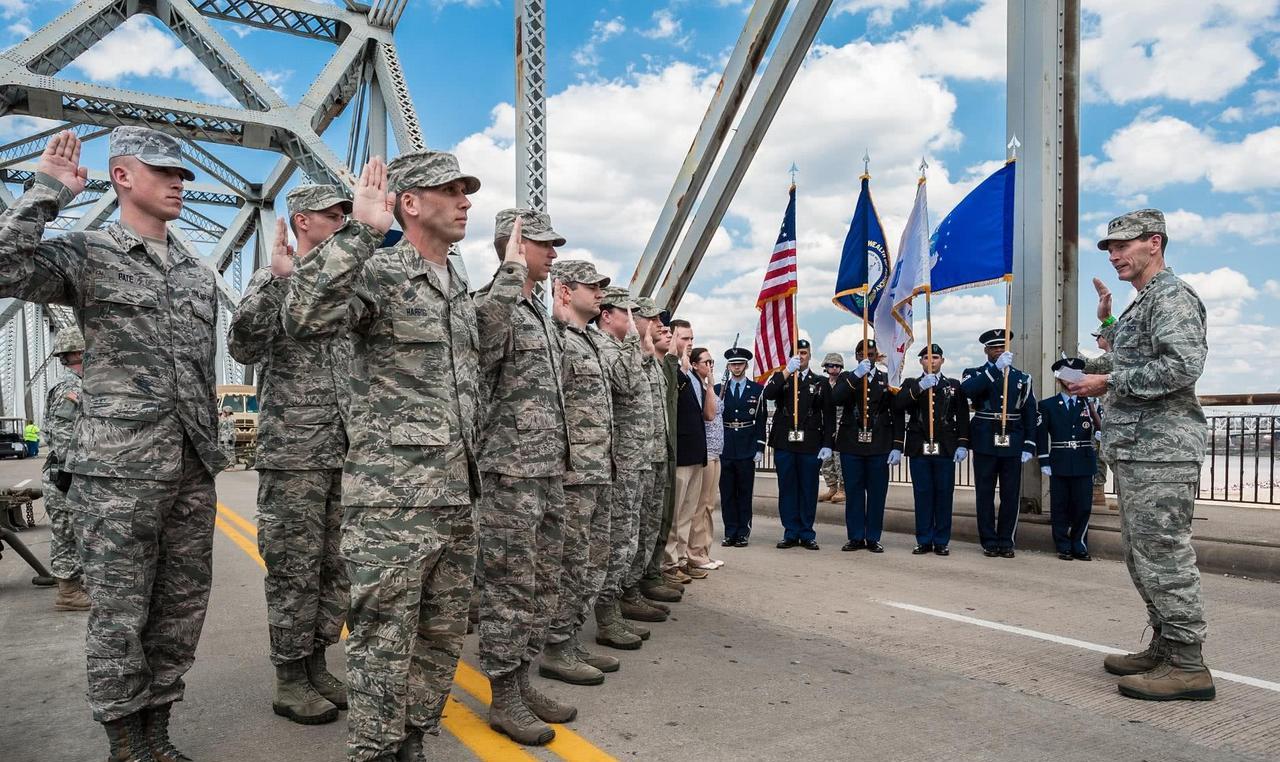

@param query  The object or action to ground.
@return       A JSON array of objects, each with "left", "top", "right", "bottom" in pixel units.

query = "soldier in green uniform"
[
  {"left": 0, "top": 127, "right": 229, "bottom": 761},
  {"left": 1070, "top": 208, "right": 1214, "bottom": 702},
  {"left": 43, "top": 326, "right": 89, "bottom": 612},
  {"left": 229, "top": 185, "right": 355, "bottom": 726},
  {"left": 284, "top": 154, "right": 481, "bottom": 761}
]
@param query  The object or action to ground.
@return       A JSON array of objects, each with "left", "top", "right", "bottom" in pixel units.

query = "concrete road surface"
[{"left": 2, "top": 459, "right": 1278, "bottom": 761}]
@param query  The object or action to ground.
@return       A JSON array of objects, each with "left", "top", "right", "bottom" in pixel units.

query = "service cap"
[
  {"left": 108, "top": 126, "right": 194, "bottom": 181},
  {"left": 1097, "top": 208, "right": 1166, "bottom": 250},
  {"left": 386, "top": 150, "right": 480, "bottom": 195}
]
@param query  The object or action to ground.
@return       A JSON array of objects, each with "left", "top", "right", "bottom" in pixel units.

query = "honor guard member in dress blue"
[
  {"left": 894, "top": 345, "right": 970, "bottom": 556},
  {"left": 1037, "top": 358, "right": 1099, "bottom": 561},
  {"left": 763, "top": 339, "right": 835, "bottom": 551},
  {"left": 831, "top": 339, "right": 904, "bottom": 553},
  {"left": 715, "top": 346, "right": 766, "bottom": 547},
  {"left": 961, "top": 329, "right": 1038, "bottom": 558}
]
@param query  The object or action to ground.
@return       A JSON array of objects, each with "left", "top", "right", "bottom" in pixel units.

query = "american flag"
[{"left": 753, "top": 185, "right": 798, "bottom": 382}]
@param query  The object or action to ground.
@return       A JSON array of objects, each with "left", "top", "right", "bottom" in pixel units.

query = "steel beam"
[
  {"left": 655, "top": 0, "right": 833, "bottom": 309},
  {"left": 0, "top": 122, "right": 110, "bottom": 169},
  {"left": 373, "top": 41, "right": 425, "bottom": 152},
  {"left": 631, "top": 0, "right": 788, "bottom": 297},
  {"left": 515, "top": 0, "right": 547, "bottom": 211},
  {"left": 191, "top": 0, "right": 351, "bottom": 43},
  {"left": 0, "top": 166, "right": 243, "bottom": 207}
]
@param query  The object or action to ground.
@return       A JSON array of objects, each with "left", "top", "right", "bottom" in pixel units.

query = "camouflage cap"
[
  {"left": 386, "top": 150, "right": 480, "bottom": 195},
  {"left": 494, "top": 208, "right": 567, "bottom": 247},
  {"left": 1097, "top": 208, "right": 1166, "bottom": 250},
  {"left": 286, "top": 184, "right": 352, "bottom": 214},
  {"left": 600, "top": 286, "right": 637, "bottom": 310},
  {"left": 633, "top": 296, "right": 663, "bottom": 319},
  {"left": 821, "top": 352, "right": 845, "bottom": 367},
  {"left": 551, "top": 259, "right": 609, "bottom": 287},
  {"left": 108, "top": 126, "right": 195, "bottom": 181},
  {"left": 52, "top": 326, "right": 85, "bottom": 356}
]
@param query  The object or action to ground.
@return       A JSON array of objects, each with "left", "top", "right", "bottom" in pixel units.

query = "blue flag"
[
  {"left": 833, "top": 175, "right": 890, "bottom": 320},
  {"left": 928, "top": 161, "right": 1015, "bottom": 294}
]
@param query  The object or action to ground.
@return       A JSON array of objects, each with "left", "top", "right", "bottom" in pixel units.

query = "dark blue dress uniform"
[
  {"left": 1037, "top": 359, "right": 1098, "bottom": 559},
  {"left": 894, "top": 346, "right": 969, "bottom": 553},
  {"left": 763, "top": 359, "right": 835, "bottom": 546},
  {"left": 831, "top": 350, "right": 903, "bottom": 548},
  {"left": 715, "top": 347, "right": 767, "bottom": 545},
  {"left": 960, "top": 330, "right": 1037, "bottom": 555}
]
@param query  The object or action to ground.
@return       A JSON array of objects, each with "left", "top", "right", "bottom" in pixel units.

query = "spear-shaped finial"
[
  {"left": 788, "top": 162, "right": 799, "bottom": 186},
  {"left": 918, "top": 156, "right": 929, "bottom": 179},
  {"left": 1007, "top": 134, "right": 1021, "bottom": 161},
  {"left": 862, "top": 149, "right": 871, "bottom": 177}
]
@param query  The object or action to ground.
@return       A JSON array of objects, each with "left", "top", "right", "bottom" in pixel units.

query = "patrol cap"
[
  {"left": 286, "top": 184, "right": 352, "bottom": 214},
  {"left": 386, "top": 150, "right": 480, "bottom": 195},
  {"left": 821, "top": 352, "right": 844, "bottom": 368},
  {"left": 52, "top": 326, "right": 85, "bottom": 356},
  {"left": 550, "top": 259, "right": 608, "bottom": 287},
  {"left": 917, "top": 343, "right": 944, "bottom": 358},
  {"left": 855, "top": 339, "right": 877, "bottom": 355},
  {"left": 797, "top": 338, "right": 811, "bottom": 350},
  {"left": 108, "top": 126, "right": 195, "bottom": 181},
  {"left": 724, "top": 347, "right": 752, "bottom": 363},
  {"left": 494, "top": 208, "right": 567, "bottom": 247},
  {"left": 1097, "top": 208, "right": 1166, "bottom": 250},
  {"left": 979, "top": 328, "right": 1011, "bottom": 347},
  {"left": 1052, "top": 357, "right": 1086, "bottom": 372},
  {"left": 633, "top": 297, "right": 663, "bottom": 319},
  {"left": 600, "top": 286, "right": 637, "bottom": 310}
]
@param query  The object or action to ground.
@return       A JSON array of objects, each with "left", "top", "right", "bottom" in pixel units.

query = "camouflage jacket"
[
  {"left": 1085, "top": 268, "right": 1207, "bottom": 464},
  {"left": 473, "top": 262, "right": 568, "bottom": 478},
  {"left": 596, "top": 329, "right": 652, "bottom": 472},
  {"left": 229, "top": 266, "right": 352, "bottom": 471},
  {"left": 218, "top": 416, "right": 236, "bottom": 441},
  {"left": 41, "top": 374, "right": 81, "bottom": 467},
  {"left": 283, "top": 222, "right": 481, "bottom": 507},
  {"left": 643, "top": 354, "right": 677, "bottom": 463},
  {"left": 0, "top": 173, "right": 226, "bottom": 480},
  {"left": 557, "top": 320, "right": 614, "bottom": 486}
]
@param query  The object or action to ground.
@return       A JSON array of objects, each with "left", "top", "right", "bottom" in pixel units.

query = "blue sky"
[{"left": 2, "top": 0, "right": 1278, "bottom": 393}]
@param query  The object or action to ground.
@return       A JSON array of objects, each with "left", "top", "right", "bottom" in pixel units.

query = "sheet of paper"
[{"left": 1054, "top": 366, "right": 1086, "bottom": 383}]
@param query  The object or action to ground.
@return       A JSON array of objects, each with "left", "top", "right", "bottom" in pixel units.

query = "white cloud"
[
  {"left": 1177, "top": 267, "right": 1279, "bottom": 391},
  {"left": 573, "top": 17, "right": 626, "bottom": 68},
  {"left": 1264, "top": 279, "right": 1280, "bottom": 298},
  {"left": 0, "top": 115, "right": 60, "bottom": 142},
  {"left": 897, "top": 0, "right": 1006, "bottom": 81},
  {"left": 69, "top": 16, "right": 234, "bottom": 104},
  {"left": 640, "top": 10, "right": 688, "bottom": 47}
]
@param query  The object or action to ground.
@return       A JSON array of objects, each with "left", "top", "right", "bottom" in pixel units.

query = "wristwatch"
[{"left": 1105, "top": 374, "right": 1116, "bottom": 391}]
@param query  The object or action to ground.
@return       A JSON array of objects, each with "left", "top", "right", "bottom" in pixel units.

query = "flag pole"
[
  {"left": 790, "top": 180, "right": 800, "bottom": 431},
  {"left": 925, "top": 288, "right": 935, "bottom": 445},
  {"left": 860, "top": 151, "right": 872, "bottom": 436},
  {"left": 999, "top": 274, "right": 1013, "bottom": 439}
]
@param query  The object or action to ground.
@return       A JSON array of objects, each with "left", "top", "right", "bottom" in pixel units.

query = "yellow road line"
[{"left": 217, "top": 502, "right": 258, "bottom": 538}]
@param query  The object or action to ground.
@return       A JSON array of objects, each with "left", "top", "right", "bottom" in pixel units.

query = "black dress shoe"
[
  {"left": 912, "top": 544, "right": 933, "bottom": 555},
  {"left": 1072, "top": 551, "right": 1092, "bottom": 561},
  {"left": 734, "top": 537, "right": 749, "bottom": 547},
  {"left": 982, "top": 548, "right": 999, "bottom": 558},
  {"left": 841, "top": 539, "right": 865, "bottom": 552},
  {"left": 800, "top": 539, "right": 820, "bottom": 551},
  {"left": 866, "top": 541, "right": 884, "bottom": 553},
  {"left": 999, "top": 549, "right": 1016, "bottom": 558},
  {"left": 933, "top": 545, "right": 949, "bottom": 556},
  {"left": 721, "top": 537, "right": 737, "bottom": 547},
  {"left": 776, "top": 539, "right": 798, "bottom": 549},
  {"left": 1057, "top": 552, "right": 1074, "bottom": 561}
]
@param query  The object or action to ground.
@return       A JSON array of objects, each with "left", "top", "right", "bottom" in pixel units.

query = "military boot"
[
  {"left": 54, "top": 576, "right": 91, "bottom": 611},
  {"left": 1117, "top": 640, "right": 1216, "bottom": 701},
  {"left": 570, "top": 634, "right": 619, "bottom": 673},
  {"left": 517, "top": 663, "right": 578, "bottom": 723},
  {"left": 396, "top": 728, "right": 426, "bottom": 762},
  {"left": 103, "top": 712, "right": 157, "bottom": 762},
  {"left": 614, "top": 601, "right": 650, "bottom": 641},
  {"left": 619, "top": 589, "right": 668, "bottom": 622},
  {"left": 594, "top": 602, "right": 642, "bottom": 650},
  {"left": 831, "top": 490, "right": 846, "bottom": 504},
  {"left": 273, "top": 659, "right": 339, "bottom": 725},
  {"left": 638, "top": 580, "right": 682, "bottom": 603},
  {"left": 1103, "top": 628, "right": 1168, "bottom": 676},
  {"left": 819, "top": 486, "right": 836, "bottom": 502},
  {"left": 538, "top": 639, "right": 605, "bottom": 685},
  {"left": 305, "top": 649, "right": 349, "bottom": 709},
  {"left": 145, "top": 703, "right": 192, "bottom": 762},
  {"left": 488, "top": 671, "right": 555, "bottom": 746}
]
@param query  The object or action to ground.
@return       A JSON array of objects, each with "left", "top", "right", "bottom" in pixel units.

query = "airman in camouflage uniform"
[
  {"left": 229, "top": 184, "right": 355, "bottom": 726},
  {"left": 0, "top": 127, "right": 227, "bottom": 761},
  {"left": 218, "top": 407, "right": 237, "bottom": 463},
  {"left": 539, "top": 260, "right": 615, "bottom": 687},
  {"left": 1073, "top": 208, "right": 1215, "bottom": 702},
  {"left": 43, "top": 325, "right": 89, "bottom": 612},
  {"left": 474, "top": 208, "right": 574, "bottom": 746},
  {"left": 283, "top": 154, "right": 482, "bottom": 761}
]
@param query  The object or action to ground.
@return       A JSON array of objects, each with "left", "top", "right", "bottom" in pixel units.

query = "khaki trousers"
[
  {"left": 687, "top": 456, "right": 721, "bottom": 566},
  {"left": 663, "top": 464, "right": 704, "bottom": 570}
]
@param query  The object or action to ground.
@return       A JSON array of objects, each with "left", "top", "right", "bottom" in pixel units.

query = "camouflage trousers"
[
  {"left": 256, "top": 469, "right": 348, "bottom": 665},
  {"left": 821, "top": 454, "right": 843, "bottom": 491},
  {"left": 597, "top": 468, "right": 646, "bottom": 606},
  {"left": 343, "top": 503, "right": 476, "bottom": 762},
  {"left": 547, "top": 483, "right": 611, "bottom": 645},
  {"left": 1114, "top": 460, "right": 1206, "bottom": 645},
  {"left": 477, "top": 473, "right": 565, "bottom": 678},
  {"left": 69, "top": 440, "right": 216, "bottom": 723},
  {"left": 43, "top": 467, "right": 82, "bottom": 580},
  {"left": 625, "top": 461, "right": 669, "bottom": 588},
  {"left": 1094, "top": 442, "right": 1109, "bottom": 488},
  {"left": 644, "top": 460, "right": 677, "bottom": 581}
]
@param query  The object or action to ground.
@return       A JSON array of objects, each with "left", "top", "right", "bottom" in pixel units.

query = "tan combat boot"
[
  {"left": 538, "top": 639, "right": 605, "bottom": 685},
  {"left": 488, "top": 671, "right": 555, "bottom": 745},
  {"left": 103, "top": 712, "right": 156, "bottom": 762},
  {"left": 145, "top": 703, "right": 192, "bottom": 762},
  {"left": 819, "top": 486, "right": 836, "bottom": 502},
  {"left": 832, "top": 489, "right": 846, "bottom": 504},
  {"left": 570, "top": 633, "right": 620, "bottom": 673},
  {"left": 594, "top": 602, "right": 642, "bottom": 650},
  {"left": 305, "top": 649, "right": 348, "bottom": 709},
  {"left": 518, "top": 663, "right": 578, "bottom": 722},
  {"left": 1103, "top": 628, "right": 1167, "bottom": 676},
  {"left": 619, "top": 589, "right": 668, "bottom": 622},
  {"left": 1117, "top": 640, "right": 1216, "bottom": 701},
  {"left": 639, "top": 580, "right": 682, "bottom": 602},
  {"left": 614, "top": 601, "right": 650, "bottom": 641},
  {"left": 54, "top": 576, "right": 91, "bottom": 611},
  {"left": 273, "top": 659, "right": 339, "bottom": 725}
]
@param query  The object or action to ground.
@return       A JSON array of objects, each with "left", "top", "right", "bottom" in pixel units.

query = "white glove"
[
  {"left": 853, "top": 359, "right": 873, "bottom": 378},
  {"left": 1094, "top": 430, "right": 1103, "bottom": 442},
  {"left": 1021, "top": 450, "right": 1033, "bottom": 464},
  {"left": 887, "top": 449, "right": 903, "bottom": 466},
  {"left": 817, "top": 447, "right": 832, "bottom": 461},
  {"left": 953, "top": 447, "right": 968, "bottom": 463},
  {"left": 753, "top": 451, "right": 764, "bottom": 466},
  {"left": 918, "top": 373, "right": 939, "bottom": 390},
  {"left": 1040, "top": 465, "right": 1052, "bottom": 476},
  {"left": 995, "top": 351, "right": 1014, "bottom": 371},
  {"left": 785, "top": 356, "right": 802, "bottom": 374}
]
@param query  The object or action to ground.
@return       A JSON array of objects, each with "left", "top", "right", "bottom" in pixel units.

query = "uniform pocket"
[{"left": 258, "top": 518, "right": 311, "bottom": 577}]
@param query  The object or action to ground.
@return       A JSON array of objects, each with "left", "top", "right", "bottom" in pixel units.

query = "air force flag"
[{"left": 833, "top": 174, "right": 890, "bottom": 320}]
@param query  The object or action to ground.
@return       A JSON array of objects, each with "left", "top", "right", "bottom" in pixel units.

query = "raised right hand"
[
  {"left": 270, "top": 218, "right": 295, "bottom": 278},
  {"left": 1093, "top": 277, "right": 1113, "bottom": 322},
  {"left": 38, "top": 130, "right": 88, "bottom": 197},
  {"left": 351, "top": 157, "right": 395, "bottom": 234}
]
